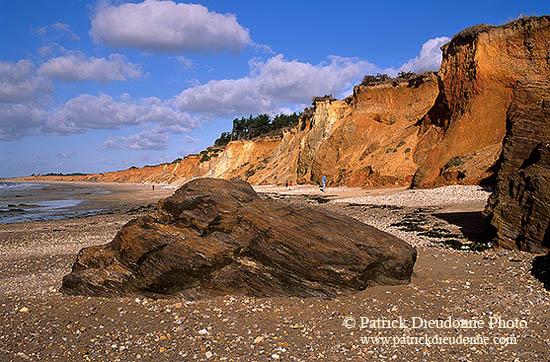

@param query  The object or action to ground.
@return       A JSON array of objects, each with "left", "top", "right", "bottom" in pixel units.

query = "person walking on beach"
[
  {"left": 152, "top": 184, "right": 155, "bottom": 191},
  {"left": 321, "top": 175, "right": 327, "bottom": 192}
]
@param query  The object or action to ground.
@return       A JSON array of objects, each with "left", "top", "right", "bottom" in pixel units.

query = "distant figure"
[
  {"left": 285, "top": 180, "right": 289, "bottom": 188},
  {"left": 289, "top": 181, "right": 292, "bottom": 186},
  {"left": 152, "top": 184, "right": 155, "bottom": 191},
  {"left": 321, "top": 175, "right": 327, "bottom": 192}
]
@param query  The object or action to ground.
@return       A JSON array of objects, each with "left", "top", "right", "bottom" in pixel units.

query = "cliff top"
[{"left": 443, "top": 15, "right": 550, "bottom": 52}]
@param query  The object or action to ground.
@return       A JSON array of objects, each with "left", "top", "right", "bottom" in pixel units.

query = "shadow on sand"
[
  {"left": 432, "top": 211, "right": 486, "bottom": 243},
  {"left": 531, "top": 253, "right": 550, "bottom": 291}
]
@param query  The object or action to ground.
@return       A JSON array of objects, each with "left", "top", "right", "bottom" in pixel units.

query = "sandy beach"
[{"left": 0, "top": 182, "right": 548, "bottom": 361}]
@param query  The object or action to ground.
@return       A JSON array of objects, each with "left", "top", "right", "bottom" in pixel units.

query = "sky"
[{"left": 0, "top": 1, "right": 548, "bottom": 177}]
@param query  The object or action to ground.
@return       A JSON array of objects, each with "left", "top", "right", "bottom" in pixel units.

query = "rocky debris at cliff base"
[
  {"left": 61, "top": 178, "right": 417, "bottom": 298},
  {"left": 332, "top": 185, "right": 491, "bottom": 207}
]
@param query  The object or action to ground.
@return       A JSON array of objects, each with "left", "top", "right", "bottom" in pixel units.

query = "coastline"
[
  {"left": 0, "top": 182, "right": 548, "bottom": 360},
  {"left": 0, "top": 180, "right": 175, "bottom": 224}
]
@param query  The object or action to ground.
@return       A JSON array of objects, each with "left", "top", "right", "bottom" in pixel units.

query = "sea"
[{"left": 0, "top": 181, "right": 109, "bottom": 224}]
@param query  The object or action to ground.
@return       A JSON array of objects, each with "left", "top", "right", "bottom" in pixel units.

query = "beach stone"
[
  {"left": 484, "top": 81, "right": 550, "bottom": 252},
  {"left": 60, "top": 178, "right": 416, "bottom": 298}
]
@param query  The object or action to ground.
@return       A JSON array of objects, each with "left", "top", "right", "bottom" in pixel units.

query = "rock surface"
[
  {"left": 61, "top": 178, "right": 417, "bottom": 297},
  {"left": 484, "top": 81, "right": 550, "bottom": 252}
]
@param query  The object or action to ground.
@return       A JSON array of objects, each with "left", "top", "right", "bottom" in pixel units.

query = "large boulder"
[
  {"left": 61, "top": 178, "right": 416, "bottom": 298},
  {"left": 484, "top": 80, "right": 550, "bottom": 252}
]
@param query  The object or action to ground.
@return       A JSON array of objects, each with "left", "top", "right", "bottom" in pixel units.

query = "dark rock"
[
  {"left": 531, "top": 252, "right": 550, "bottom": 290},
  {"left": 484, "top": 80, "right": 550, "bottom": 252},
  {"left": 61, "top": 178, "right": 416, "bottom": 298}
]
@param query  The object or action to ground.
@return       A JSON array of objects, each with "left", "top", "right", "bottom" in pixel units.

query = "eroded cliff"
[
  {"left": 412, "top": 16, "right": 550, "bottom": 187},
  {"left": 18, "top": 16, "right": 550, "bottom": 190}
]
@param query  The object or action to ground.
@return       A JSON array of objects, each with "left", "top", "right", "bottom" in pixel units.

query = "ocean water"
[
  {"left": 0, "top": 181, "right": 46, "bottom": 191},
  {"left": 0, "top": 182, "right": 105, "bottom": 224}
]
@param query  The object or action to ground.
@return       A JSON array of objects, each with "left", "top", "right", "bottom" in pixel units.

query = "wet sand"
[{"left": 0, "top": 182, "right": 548, "bottom": 361}]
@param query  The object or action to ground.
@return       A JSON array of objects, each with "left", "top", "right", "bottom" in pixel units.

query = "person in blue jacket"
[{"left": 321, "top": 175, "right": 327, "bottom": 192}]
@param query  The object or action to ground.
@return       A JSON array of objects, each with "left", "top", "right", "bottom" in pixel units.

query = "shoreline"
[
  {"left": 0, "top": 182, "right": 548, "bottom": 361},
  {"left": 0, "top": 180, "right": 175, "bottom": 225}
]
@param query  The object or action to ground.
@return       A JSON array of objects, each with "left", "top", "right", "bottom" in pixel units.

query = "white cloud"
[
  {"left": 174, "top": 56, "right": 193, "bottom": 71},
  {"left": 399, "top": 36, "right": 450, "bottom": 73},
  {"left": 156, "top": 124, "right": 196, "bottom": 134},
  {"left": 184, "top": 135, "right": 200, "bottom": 143},
  {"left": 102, "top": 130, "right": 170, "bottom": 150},
  {"left": 46, "top": 93, "right": 198, "bottom": 134},
  {"left": 173, "top": 54, "right": 377, "bottom": 117},
  {"left": 0, "top": 103, "right": 47, "bottom": 141},
  {"left": 90, "top": 0, "right": 250, "bottom": 54},
  {"left": 0, "top": 60, "right": 52, "bottom": 103},
  {"left": 38, "top": 53, "right": 142, "bottom": 82},
  {"left": 36, "top": 22, "right": 80, "bottom": 41},
  {"left": 56, "top": 151, "right": 76, "bottom": 159}
]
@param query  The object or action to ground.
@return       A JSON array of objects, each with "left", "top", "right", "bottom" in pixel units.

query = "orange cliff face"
[
  {"left": 297, "top": 73, "right": 439, "bottom": 187},
  {"left": 412, "top": 16, "right": 550, "bottom": 188},
  {"left": 17, "top": 16, "right": 550, "bottom": 189}
]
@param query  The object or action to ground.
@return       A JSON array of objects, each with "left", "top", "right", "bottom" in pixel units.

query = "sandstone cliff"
[
  {"left": 17, "top": 16, "right": 550, "bottom": 190},
  {"left": 412, "top": 16, "right": 550, "bottom": 187}
]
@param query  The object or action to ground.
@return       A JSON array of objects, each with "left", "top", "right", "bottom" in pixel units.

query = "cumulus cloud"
[
  {"left": 90, "top": 0, "right": 250, "bottom": 54},
  {"left": 0, "top": 60, "right": 52, "bottom": 140},
  {"left": 173, "top": 54, "right": 377, "bottom": 117},
  {"left": 102, "top": 130, "right": 170, "bottom": 150},
  {"left": 0, "top": 103, "right": 47, "bottom": 141},
  {"left": 38, "top": 52, "right": 142, "bottom": 82},
  {"left": 46, "top": 93, "right": 198, "bottom": 134},
  {"left": 0, "top": 60, "right": 52, "bottom": 103},
  {"left": 36, "top": 22, "right": 80, "bottom": 41},
  {"left": 399, "top": 36, "right": 450, "bottom": 73}
]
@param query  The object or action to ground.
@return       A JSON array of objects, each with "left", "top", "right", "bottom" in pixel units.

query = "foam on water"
[{"left": 0, "top": 181, "right": 47, "bottom": 191}]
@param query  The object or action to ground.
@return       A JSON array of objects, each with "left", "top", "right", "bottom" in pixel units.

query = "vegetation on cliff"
[
  {"left": 214, "top": 112, "right": 301, "bottom": 147},
  {"left": 360, "top": 72, "right": 416, "bottom": 87}
]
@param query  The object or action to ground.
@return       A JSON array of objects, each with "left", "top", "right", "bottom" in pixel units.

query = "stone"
[
  {"left": 61, "top": 178, "right": 416, "bottom": 298},
  {"left": 484, "top": 81, "right": 550, "bottom": 252},
  {"left": 531, "top": 252, "right": 550, "bottom": 290}
]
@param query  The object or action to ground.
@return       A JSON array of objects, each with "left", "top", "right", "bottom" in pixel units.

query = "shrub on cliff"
[
  {"left": 214, "top": 132, "right": 231, "bottom": 147},
  {"left": 361, "top": 72, "right": 417, "bottom": 87},
  {"left": 397, "top": 71, "right": 416, "bottom": 79},
  {"left": 226, "top": 112, "right": 300, "bottom": 142},
  {"left": 361, "top": 73, "right": 391, "bottom": 86}
]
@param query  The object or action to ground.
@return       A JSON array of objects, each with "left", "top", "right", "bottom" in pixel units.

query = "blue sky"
[{"left": 0, "top": 0, "right": 548, "bottom": 177}]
